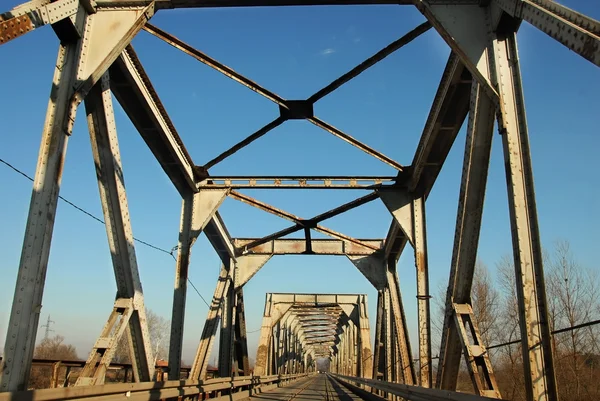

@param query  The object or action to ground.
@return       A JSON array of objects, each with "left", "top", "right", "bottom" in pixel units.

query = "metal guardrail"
[
  {"left": 0, "top": 372, "right": 311, "bottom": 401},
  {"left": 330, "top": 374, "right": 501, "bottom": 401}
]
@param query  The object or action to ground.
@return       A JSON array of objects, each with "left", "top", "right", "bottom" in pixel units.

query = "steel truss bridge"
[{"left": 0, "top": 0, "right": 598, "bottom": 400}]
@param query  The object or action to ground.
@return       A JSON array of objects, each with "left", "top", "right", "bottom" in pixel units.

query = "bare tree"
[
  {"left": 494, "top": 240, "right": 600, "bottom": 401},
  {"left": 546, "top": 240, "right": 600, "bottom": 400},
  {"left": 33, "top": 335, "right": 78, "bottom": 360},
  {"left": 495, "top": 254, "right": 525, "bottom": 401},
  {"left": 113, "top": 309, "right": 170, "bottom": 365},
  {"left": 29, "top": 335, "right": 79, "bottom": 389}
]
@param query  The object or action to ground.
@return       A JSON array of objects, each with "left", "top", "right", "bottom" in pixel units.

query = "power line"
[
  {"left": 41, "top": 315, "right": 55, "bottom": 340},
  {"left": 1, "top": 157, "right": 211, "bottom": 308}
]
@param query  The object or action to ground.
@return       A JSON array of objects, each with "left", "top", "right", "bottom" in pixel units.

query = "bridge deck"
[{"left": 255, "top": 375, "right": 367, "bottom": 401}]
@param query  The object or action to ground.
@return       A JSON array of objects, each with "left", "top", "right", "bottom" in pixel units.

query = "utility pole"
[{"left": 41, "top": 315, "right": 55, "bottom": 340}]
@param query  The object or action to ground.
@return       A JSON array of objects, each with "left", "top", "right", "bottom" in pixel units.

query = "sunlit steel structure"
[{"left": 0, "top": 1, "right": 598, "bottom": 400}]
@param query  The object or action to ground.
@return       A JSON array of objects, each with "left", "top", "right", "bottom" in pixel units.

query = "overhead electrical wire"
[{"left": 0, "top": 157, "right": 212, "bottom": 309}]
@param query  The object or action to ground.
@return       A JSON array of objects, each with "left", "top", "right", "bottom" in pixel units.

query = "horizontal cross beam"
[
  {"left": 234, "top": 238, "right": 384, "bottom": 255},
  {"left": 199, "top": 176, "right": 399, "bottom": 189}
]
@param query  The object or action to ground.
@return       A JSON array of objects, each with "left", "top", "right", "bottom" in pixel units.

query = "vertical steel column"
[
  {"left": 169, "top": 195, "right": 194, "bottom": 379},
  {"left": 267, "top": 331, "right": 275, "bottom": 376},
  {"left": 412, "top": 197, "right": 432, "bottom": 387},
  {"left": 218, "top": 267, "right": 235, "bottom": 378},
  {"left": 81, "top": 73, "right": 154, "bottom": 384},
  {"left": 352, "top": 321, "right": 358, "bottom": 376},
  {"left": 373, "top": 291, "right": 384, "bottom": 382},
  {"left": 437, "top": 81, "right": 495, "bottom": 391},
  {"left": 358, "top": 295, "right": 373, "bottom": 379},
  {"left": 233, "top": 289, "right": 250, "bottom": 376},
  {"left": 383, "top": 289, "right": 393, "bottom": 383},
  {"left": 386, "top": 262, "right": 415, "bottom": 384},
  {"left": 169, "top": 190, "right": 227, "bottom": 376},
  {"left": 0, "top": 15, "right": 87, "bottom": 392},
  {"left": 379, "top": 190, "right": 431, "bottom": 386},
  {"left": 494, "top": 30, "right": 557, "bottom": 401}
]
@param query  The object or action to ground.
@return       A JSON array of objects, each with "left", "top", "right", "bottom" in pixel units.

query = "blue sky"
[{"left": 0, "top": 1, "right": 598, "bottom": 366}]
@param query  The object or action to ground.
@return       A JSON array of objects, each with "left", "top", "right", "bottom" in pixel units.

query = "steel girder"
[{"left": 0, "top": 0, "right": 597, "bottom": 399}]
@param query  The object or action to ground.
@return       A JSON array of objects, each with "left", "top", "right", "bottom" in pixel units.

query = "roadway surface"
[{"left": 251, "top": 374, "right": 368, "bottom": 401}]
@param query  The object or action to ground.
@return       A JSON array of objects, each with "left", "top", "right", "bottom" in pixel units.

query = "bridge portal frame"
[{"left": 0, "top": 1, "right": 597, "bottom": 401}]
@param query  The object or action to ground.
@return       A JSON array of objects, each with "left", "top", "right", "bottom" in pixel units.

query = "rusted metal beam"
[
  {"left": 384, "top": 53, "right": 471, "bottom": 260},
  {"left": 234, "top": 238, "right": 384, "bottom": 255},
  {"left": 437, "top": 81, "right": 495, "bottom": 391},
  {"left": 230, "top": 192, "right": 380, "bottom": 254},
  {"left": 308, "top": 21, "right": 432, "bottom": 103},
  {"left": 199, "top": 176, "right": 399, "bottom": 189},
  {"left": 143, "top": 23, "right": 286, "bottom": 107},
  {"left": 97, "top": 0, "right": 428, "bottom": 9},
  {"left": 109, "top": 45, "right": 234, "bottom": 264},
  {"left": 308, "top": 117, "right": 404, "bottom": 171},
  {"left": 229, "top": 191, "right": 378, "bottom": 229},
  {"left": 494, "top": 0, "right": 600, "bottom": 67},
  {"left": 229, "top": 191, "right": 302, "bottom": 223},
  {"left": 202, "top": 117, "right": 286, "bottom": 170},
  {"left": 0, "top": 0, "right": 79, "bottom": 46}
]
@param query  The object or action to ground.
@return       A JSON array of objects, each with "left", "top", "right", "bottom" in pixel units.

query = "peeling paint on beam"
[{"left": 234, "top": 238, "right": 384, "bottom": 256}]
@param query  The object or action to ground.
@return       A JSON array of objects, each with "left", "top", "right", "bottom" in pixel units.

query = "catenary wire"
[{"left": 0, "top": 157, "right": 215, "bottom": 310}]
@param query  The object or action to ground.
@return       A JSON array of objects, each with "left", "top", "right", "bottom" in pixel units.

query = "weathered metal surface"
[
  {"left": 452, "top": 304, "right": 501, "bottom": 398},
  {"left": 0, "top": 7, "right": 87, "bottom": 391},
  {"left": 412, "top": 196, "right": 432, "bottom": 387},
  {"left": 82, "top": 73, "right": 154, "bottom": 384},
  {"left": 1, "top": 0, "right": 596, "bottom": 398},
  {"left": 437, "top": 81, "right": 495, "bottom": 391},
  {"left": 494, "top": 0, "right": 600, "bottom": 66},
  {"left": 98, "top": 0, "right": 459, "bottom": 9},
  {"left": 143, "top": 22, "right": 286, "bottom": 106},
  {"left": 190, "top": 265, "right": 231, "bottom": 380},
  {"left": 231, "top": 193, "right": 380, "bottom": 254},
  {"left": 199, "top": 176, "right": 398, "bottom": 189},
  {"left": 0, "top": 373, "right": 309, "bottom": 401},
  {"left": 309, "top": 21, "right": 433, "bottom": 103},
  {"left": 333, "top": 374, "right": 503, "bottom": 401},
  {"left": 386, "top": 263, "right": 415, "bottom": 385},
  {"left": 0, "top": 0, "right": 80, "bottom": 45},
  {"left": 109, "top": 45, "right": 234, "bottom": 264},
  {"left": 235, "top": 254, "right": 273, "bottom": 288},
  {"left": 219, "top": 278, "right": 236, "bottom": 377},
  {"left": 234, "top": 238, "right": 383, "bottom": 256},
  {"left": 169, "top": 190, "right": 227, "bottom": 375},
  {"left": 494, "top": 31, "right": 557, "bottom": 401},
  {"left": 347, "top": 254, "right": 387, "bottom": 290},
  {"left": 308, "top": 117, "right": 404, "bottom": 171},
  {"left": 0, "top": 13, "right": 33, "bottom": 44}
]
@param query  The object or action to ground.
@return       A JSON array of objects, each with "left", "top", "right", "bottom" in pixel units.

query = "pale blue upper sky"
[{"left": 0, "top": 1, "right": 598, "bottom": 365}]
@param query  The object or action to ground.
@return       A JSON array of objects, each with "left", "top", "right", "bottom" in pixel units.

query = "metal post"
[
  {"left": 358, "top": 295, "right": 373, "bottom": 379},
  {"left": 495, "top": 29, "right": 557, "bottom": 401},
  {"left": 80, "top": 73, "right": 154, "bottom": 384},
  {"left": 233, "top": 289, "right": 250, "bottom": 376},
  {"left": 372, "top": 291, "right": 384, "bottom": 383},
  {"left": 386, "top": 262, "right": 415, "bottom": 385},
  {"left": 0, "top": 16, "right": 86, "bottom": 392},
  {"left": 412, "top": 196, "right": 431, "bottom": 387},
  {"left": 170, "top": 190, "right": 228, "bottom": 375}
]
